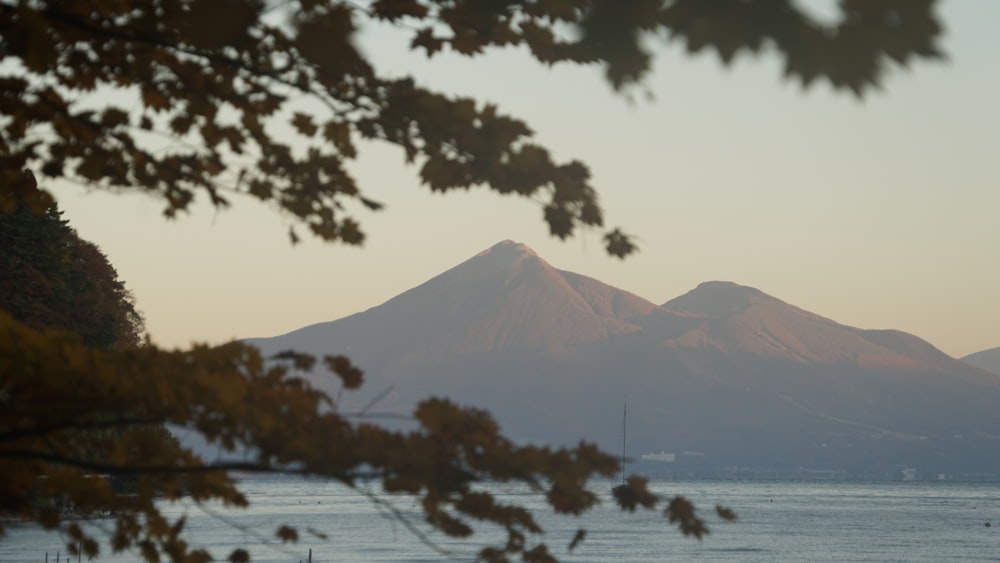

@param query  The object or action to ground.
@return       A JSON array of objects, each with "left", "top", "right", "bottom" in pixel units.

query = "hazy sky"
[{"left": 54, "top": 1, "right": 998, "bottom": 358}]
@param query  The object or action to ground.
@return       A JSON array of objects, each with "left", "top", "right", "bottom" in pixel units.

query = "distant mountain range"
[{"left": 248, "top": 240, "right": 1000, "bottom": 480}]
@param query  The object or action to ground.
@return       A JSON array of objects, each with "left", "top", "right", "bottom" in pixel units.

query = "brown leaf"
[
  {"left": 272, "top": 350, "right": 316, "bottom": 372},
  {"left": 276, "top": 525, "right": 299, "bottom": 543},
  {"left": 665, "top": 495, "right": 709, "bottom": 539},
  {"left": 611, "top": 475, "right": 657, "bottom": 512},
  {"left": 291, "top": 112, "right": 318, "bottom": 137},
  {"left": 604, "top": 229, "right": 637, "bottom": 258},
  {"left": 411, "top": 27, "right": 444, "bottom": 56},
  {"left": 324, "top": 355, "right": 364, "bottom": 389},
  {"left": 716, "top": 505, "right": 737, "bottom": 521},
  {"left": 372, "top": 0, "right": 429, "bottom": 22}
]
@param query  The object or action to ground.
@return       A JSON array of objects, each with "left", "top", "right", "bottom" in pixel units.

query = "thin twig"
[
  {"left": 358, "top": 385, "right": 394, "bottom": 418},
  {"left": 355, "top": 485, "right": 468, "bottom": 561}
]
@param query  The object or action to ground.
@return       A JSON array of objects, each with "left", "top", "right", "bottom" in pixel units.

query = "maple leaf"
[
  {"left": 412, "top": 27, "right": 445, "bottom": 56},
  {"left": 276, "top": 525, "right": 299, "bottom": 543},
  {"left": 372, "top": 0, "right": 429, "bottom": 22},
  {"left": 291, "top": 112, "right": 318, "bottom": 136}
]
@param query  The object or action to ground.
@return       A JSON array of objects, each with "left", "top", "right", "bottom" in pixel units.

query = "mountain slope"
[{"left": 962, "top": 345, "right": 1000, "bottom": 375}]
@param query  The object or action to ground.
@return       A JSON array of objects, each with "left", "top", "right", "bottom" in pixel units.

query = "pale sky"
[{"left": 54, "top": 1, "right": 998, "bottom": 358}]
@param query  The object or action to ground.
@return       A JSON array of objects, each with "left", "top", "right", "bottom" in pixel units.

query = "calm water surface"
[{"left": 2, "top": 477, "right": 998, "bottom": 562}]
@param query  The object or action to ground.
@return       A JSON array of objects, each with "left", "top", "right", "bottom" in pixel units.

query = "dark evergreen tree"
[{"left": 0, "top": 193, "right": 144, "bottom": 350}]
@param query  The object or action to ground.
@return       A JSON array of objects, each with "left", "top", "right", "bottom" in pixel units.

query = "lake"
[{"left": 2, "top": 477, "right": 998, "bottom": 562}]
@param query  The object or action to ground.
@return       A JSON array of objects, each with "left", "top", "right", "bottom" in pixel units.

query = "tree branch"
[
  {"left": 0, "top": 448, "right": 390, "bottom": 481},
  {"left": 21, "top": 3, "right": 367, "bottom": 118},
  {"left": 0, "top": 416, "right": 164, "bottom": 443}
]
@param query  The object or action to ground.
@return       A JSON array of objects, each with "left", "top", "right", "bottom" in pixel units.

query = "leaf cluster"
[
  {"left": 382, "top": 0, "right": 942, "bottom": 94},
  {"left": 1, "top": 2, "right": 943, "bottom": 257},
  {"left": 0, "top": 310, "right": 733, "bottom": 561}
]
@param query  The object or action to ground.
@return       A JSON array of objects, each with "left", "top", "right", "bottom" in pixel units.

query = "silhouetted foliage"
[
  {"left": 0, "top": 0, "right": 943, "bottom": 256},
  {"left": 0, "top": 188, "right": 144, "bottom": 350},
  {"left": 0, "top": 1, "right": 945, "bottom": 561}
]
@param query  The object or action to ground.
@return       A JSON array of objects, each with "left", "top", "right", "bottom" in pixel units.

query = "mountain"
[
  {"left": 259, "top": 240, "right": 656, "bottom": 361},
  {"left": 248, "top": 240, "right": 1000, "bottom": 479},
  {"left": 249, "top": 240, "right": 680, "bottom": 440},
  {"left": 962, "top": 346, "right": 1000, "bottom": 376}
]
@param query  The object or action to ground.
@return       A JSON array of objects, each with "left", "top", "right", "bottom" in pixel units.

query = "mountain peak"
[
  {"left": 476, "top": 239, "right": 537, "bottom": 259},
  {"left": 262, "top": 238, "right": 650, "bottom": 364},
  {"left": 664, "top": 280, "right": 771, "bottom": 318}
]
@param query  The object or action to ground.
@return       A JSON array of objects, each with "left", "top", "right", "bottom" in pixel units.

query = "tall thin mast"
[{"left": 620, "top": 395, "right": 627, "bottom": 485}]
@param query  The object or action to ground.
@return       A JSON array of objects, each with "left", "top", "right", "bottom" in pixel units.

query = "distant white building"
[{"left": 641, "top": 451, "right": 676, "bottom": 463}]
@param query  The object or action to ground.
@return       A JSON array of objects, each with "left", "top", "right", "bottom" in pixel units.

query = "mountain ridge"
[{"left": 248, "top": 240, "right": 1000, "bottom": 478}]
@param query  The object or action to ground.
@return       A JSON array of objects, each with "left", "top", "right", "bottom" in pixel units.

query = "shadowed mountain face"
[{"left": 249, "top": 241, "right": 1000, "bottom": 479}]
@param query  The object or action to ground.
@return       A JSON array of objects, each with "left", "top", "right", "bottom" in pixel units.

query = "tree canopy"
[
  {"left": 0, "top": 187, "right": 144, "bottom": 350},
  {"left": 0, "top": 1, "right": 945, "bottom": 561}
]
